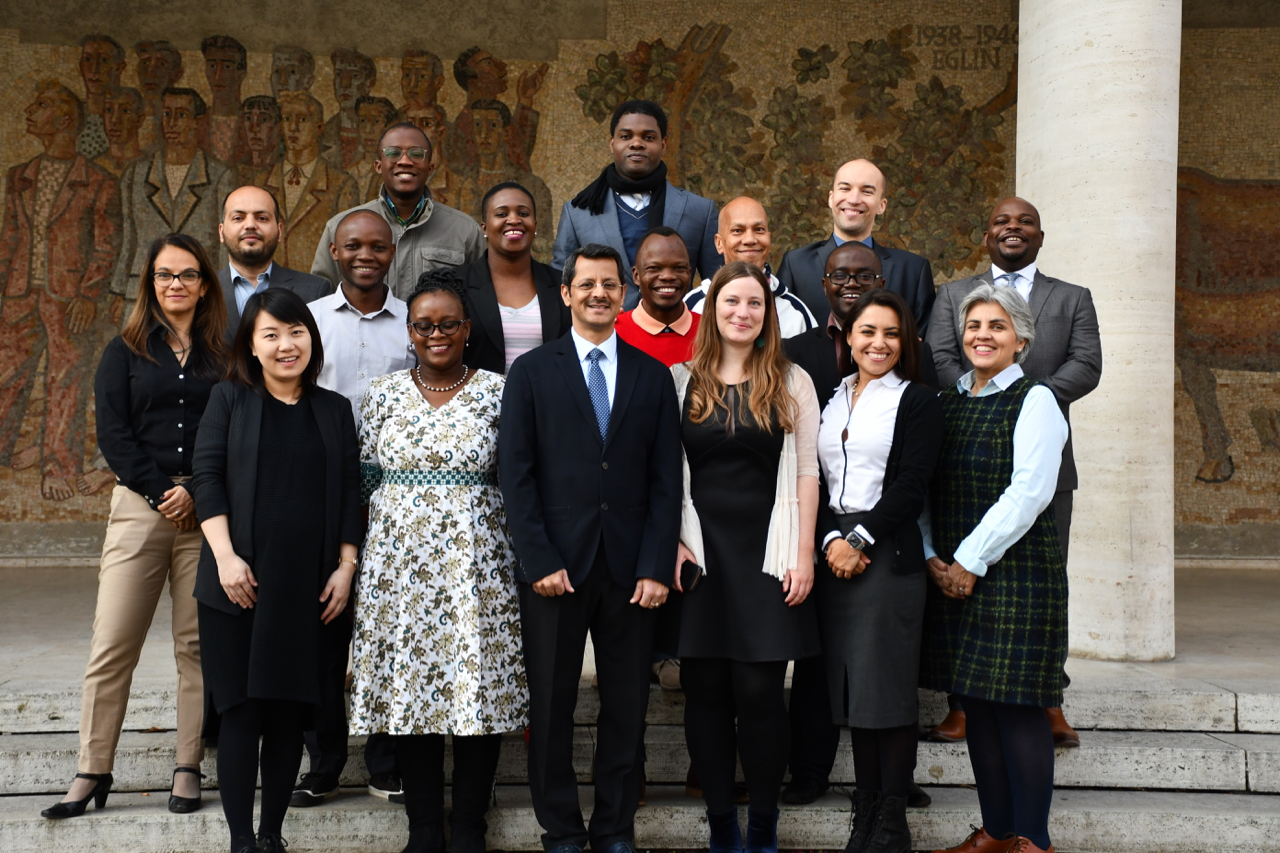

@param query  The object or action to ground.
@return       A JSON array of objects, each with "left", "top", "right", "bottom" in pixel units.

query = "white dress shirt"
[
  {"left": 231, "top": 261, "right": 275, "bottom": 314},
  {"left": 569, "top": 327, "right": 618, "bottom": 406},
  {"left": 817, "top": 370, "right": 909, "bottom": 548},
  {"left": 920, "top": 363, "right": 1068, "bottom": 576},
  {"left": 616, "top": 191, "right": 651, "bottom": 212},
  {"left": 990, "top": 260, "right": 1038, "bottom": 302},
  {"left": 310, "top": 285, "right": 416, "bottom": 425}
]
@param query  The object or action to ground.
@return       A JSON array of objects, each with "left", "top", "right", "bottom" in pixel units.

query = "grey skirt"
[{"left": 818, "top": 512, "right": 927, "bottom": 728}]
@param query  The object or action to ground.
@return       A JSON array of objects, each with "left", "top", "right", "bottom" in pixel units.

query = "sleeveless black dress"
[{"left": 677, "top": 384, "right": 820, "bottom": 662}]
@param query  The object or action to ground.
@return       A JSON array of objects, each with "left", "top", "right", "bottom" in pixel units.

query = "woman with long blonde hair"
[{"left": 671, "top": 261, "right": 821, "bottom": 853}]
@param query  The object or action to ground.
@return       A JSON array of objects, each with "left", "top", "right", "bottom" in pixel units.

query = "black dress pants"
[
  {"left": 518, "top": 544, "right": 657, "bottom": 852},
  {"left": 303, "top": 612, "right": 397, "bottom": 781}
]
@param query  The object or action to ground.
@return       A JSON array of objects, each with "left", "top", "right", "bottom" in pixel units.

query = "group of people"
[{"left": 42, "top": 97, "right": 1102, "bottom": 853}]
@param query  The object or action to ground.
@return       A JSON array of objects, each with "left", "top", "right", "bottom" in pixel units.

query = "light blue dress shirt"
[
  {"left": 310, "top": 286, "right": 416, "bottom": 426},
  {"left": 920, "top": 363, "right": 1068, "bottom": 577},
  {"left": 569, "top": 327, "right": 618, "bottom": 406},
  {"left": 231, "top": 261, "right": 275, "bottom": 314},
  {"left": 832, "top": 233, "right": 875, "bottom": 248}
]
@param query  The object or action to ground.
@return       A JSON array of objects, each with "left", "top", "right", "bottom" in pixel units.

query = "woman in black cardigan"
[
  {"left": 460, "top": 181, "right": 570, "bottom": 374},
  {"left": 814, "top": 290, "right": 943, "bottom": 853},
  {"left": 192, "top": 288, "right": 361, "bottom": 853}
]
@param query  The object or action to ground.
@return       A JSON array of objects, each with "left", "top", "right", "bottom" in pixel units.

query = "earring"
[{"left": 755, "top": 336, "right": 765, "bottom": 349}]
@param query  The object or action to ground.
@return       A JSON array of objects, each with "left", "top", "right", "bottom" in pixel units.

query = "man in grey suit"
[
  {"left": 552, "top": 99, "right": 720, "bottom": 311},
  {"left": 217, "top": 185, "right": 330, "bottom": 338},
  {"left": 776, "top": 158, "right": 935, "bottom": 335},
  {"left": 925, "top": 196, "right": 1102, "bottom": 746}
]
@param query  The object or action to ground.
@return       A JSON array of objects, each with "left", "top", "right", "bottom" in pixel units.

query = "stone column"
[{"left": 1016, "top": 0, "right": 1181, "bottom": 661}]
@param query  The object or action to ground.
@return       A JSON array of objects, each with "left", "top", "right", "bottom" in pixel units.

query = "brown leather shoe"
[
  {"left": 1008, "top": 838, "right": 1054, "bottom": 853},
  {"left": 927, "top": 708, "right": 967, "bottom": 742},
  {"left": 931, "top": 825, "right": 1018, "bottom": 853},
  {"left": 1045, "top": 707, "right": 1080, "bottom": 748}
]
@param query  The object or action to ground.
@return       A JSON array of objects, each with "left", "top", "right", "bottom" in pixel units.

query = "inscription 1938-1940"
[{"left": 917, "top": 23, "right": 1017, "bottom": 71}]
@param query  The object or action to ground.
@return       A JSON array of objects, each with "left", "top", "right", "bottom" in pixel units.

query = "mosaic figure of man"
[
  {"left": 133, "top": 40, "right": 184, "bottom": 150},
  {"left": 94, "top": 87, "right": 144, "bottom": 177},
  {"left": 324, "top": 48, "right": 376, "bottom": 170},
  {"left": 76, "top": 34, "right": 126, "bottom": 160},
  {"left": 240, "top": 95, "right": 282, "bottom": 181},
  {"left": 201, "top": 35, "right": 249, "bottom": 164},
  {"left": 353, "top": 96, "right": 398, "bottom": 202},
  {"left": 452, "top": 46, "right": 546, "bottom": 174}
]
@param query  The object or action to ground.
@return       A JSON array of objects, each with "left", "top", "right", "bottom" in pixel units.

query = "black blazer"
[
  {"left": 460, "top": 253, "right": 571, "bottom": 374},
  {"left": 191, "top": 381, "right": 362, "bottom": 614},
  {"left": 784, "top": 325, "right": 940, "bottom": 411},
  {"left": 777, "top": 236, "right": 937, "bottom": 337},
  {"left": 498, "top": 334, "right": 682, "bottom": 589},
  {"left": 815, "top": 382, "right": 943, "bottom": 574},
  {"left": 219, "top": 263, "right": 333, "bottom": 341}
]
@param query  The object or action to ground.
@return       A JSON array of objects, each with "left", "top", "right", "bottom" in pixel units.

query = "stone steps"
[
  {"left": 6, "top": 726, "right": 1278, "bottom": 796},
  {"left": 6, "top": 784, "right": 1280, "bottom": 853}
]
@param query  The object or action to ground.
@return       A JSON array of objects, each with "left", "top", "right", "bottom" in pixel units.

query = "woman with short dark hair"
[
  {"left": 192, "top": 288, "right": 362, "bottom": 853},
  {"left": 42, "top": 234, "right": 227, "bottom": 820}
]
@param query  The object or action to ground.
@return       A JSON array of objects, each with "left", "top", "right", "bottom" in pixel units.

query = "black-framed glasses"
[
  {"left": 382, "top": 146, "right": 429, "bottom": 162},
  {"left": 824, "top": 270, "right": 883, "bottom": 287},
  {"left": 571, "top": 281, "right": 624, "bottom": 293},
  {"left": 152, "top": 270, "right": 202, "bottom": 284},
  {"left": 408, "top": 319, "right": 464, "bottom": 337}
]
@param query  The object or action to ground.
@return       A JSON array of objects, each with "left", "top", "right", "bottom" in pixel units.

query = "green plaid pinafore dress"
[{"left": 919, "top": 376, "right": 1067, "bottom": 707}]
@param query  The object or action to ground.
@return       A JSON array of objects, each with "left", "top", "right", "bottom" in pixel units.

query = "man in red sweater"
[{"left": 615, "top": 226, "right": 700, "bottom": 366}]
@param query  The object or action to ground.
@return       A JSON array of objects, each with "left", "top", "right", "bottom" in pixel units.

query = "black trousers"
[
  {"left": 519, "top": 545, "right": 657, "bottom": 851},
  {"left": 303, "top": 611, "right": 397, "bottom": 781}
]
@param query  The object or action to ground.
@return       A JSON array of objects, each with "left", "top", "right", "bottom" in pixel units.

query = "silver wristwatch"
[{"left": 844, "top": 530, "right": 869, "bottom": 551}]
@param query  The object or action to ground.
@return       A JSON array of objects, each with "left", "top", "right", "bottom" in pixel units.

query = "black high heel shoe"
[
  {"left": 168, "top": 766, "right": 204, "bottom": 813},
  {"left": 41, "top": 772, "right": 112, "bottom": 819}
]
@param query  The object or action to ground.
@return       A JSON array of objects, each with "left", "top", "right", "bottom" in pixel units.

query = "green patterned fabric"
[
  {"left": 360, "top": 464, "right": 497, "bottom": 503},
  {"left": 920, "top": 376, "right": 1067, "bottom": 707}
]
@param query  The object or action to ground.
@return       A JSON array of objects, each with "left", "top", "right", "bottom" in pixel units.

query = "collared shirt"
[
  {"left": 615, "top": 302, "right": 700, "bottom": 367},
  {"left": 310, "top": 285, "right": 416, "bottom": 425},
  {"left": 990, "top": 260, "right": 1038, "bottom": 302},
  {"left": 381, "top": 187, "right": 428, "bottom": 228},
  {"left": 817, "top": 370, "right": 909, "bottom": 548},
  {"left": 919, "top": 363, "right": 1068, "bottom": 576},
  {"left": 832, "top": 233, "right": 875, "bottom": 248},
  {"left": 684, "top": 268, "right": 816, "bottom": 338},
  {"left": 569, "top": 327, "right": 618, "bottom": 406},
  {"left": 231, "top": 261, "right": 275, "bottom": 314},
  {"left": 282, "top": 157, "right": 317, "bottom": 217},
  {"left": 616, "top": 191, "right": 651, "bottom": 212}
]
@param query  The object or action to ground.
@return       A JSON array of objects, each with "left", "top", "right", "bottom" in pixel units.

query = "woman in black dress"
[
  {"left": 815, "top": 291, "right": 942, "bottom": 853},
  {"left": 460, "top": 182, "right": 571, "bottom": 374},
  {"left": 192, "top": 288, "right": 361, "bottom": 853},
  {"left": 671, "top": 262, "right": 820, "bottom": 853}
]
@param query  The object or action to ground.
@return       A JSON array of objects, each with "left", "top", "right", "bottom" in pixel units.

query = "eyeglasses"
[
  {"left": 382, "top": 146, "right": 429, "bottom": 162},
  {"left": 570, "top": 281, "right": 624, "bottom": 293},
  {"left": 407, "top": 319, "right": 464, "bottom": 337},
  {"left": 152, "top": 270, "right": 202, "bottom": 284},
  {"left": 824, "top": 270, "right": 883, "bottom": 287}
]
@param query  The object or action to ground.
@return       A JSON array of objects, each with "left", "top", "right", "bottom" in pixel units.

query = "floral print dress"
[{"left": 350, "top": 368, "right": 528, "bottom": 736}]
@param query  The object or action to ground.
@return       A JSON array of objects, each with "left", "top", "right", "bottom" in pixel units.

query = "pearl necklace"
[{"left": 415, "top": 364, "right": 470, "bottom": 392}]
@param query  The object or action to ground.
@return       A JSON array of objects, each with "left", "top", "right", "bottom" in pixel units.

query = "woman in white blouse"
[{"left": 815, "top": 290, "right": 943, "bottom": 853}]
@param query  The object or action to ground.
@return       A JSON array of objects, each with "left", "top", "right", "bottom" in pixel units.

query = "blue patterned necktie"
[
  {"left": 586, "top": 348, "right": 610, "bottom": 440},
  {"left": 995, "top": 273, "right": 1012, "bottom": 289}
]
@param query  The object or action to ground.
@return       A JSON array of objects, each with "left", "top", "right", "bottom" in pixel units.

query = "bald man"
[
  {"left": 685, "top": 196, "right": 816, "bottom": 337},
  {"left": 218, "top": 185, "right": 332, "bottom": 337},
  {"left": 777, "top": 158, "right": 935, "bottom": 335}
]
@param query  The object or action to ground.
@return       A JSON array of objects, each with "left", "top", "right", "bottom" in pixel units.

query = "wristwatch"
[{"left": 844, "top": 530, "right": 869, "bottom": 552}]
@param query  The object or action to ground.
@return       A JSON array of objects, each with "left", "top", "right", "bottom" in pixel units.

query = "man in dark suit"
[
  {"left": 217, "top": 185, "right": 331, "bottom": 339},
  {"left": 777, "top": 158, "right": 935, "bottom": 335},
  {"left": 925, "top": 196, "right": 1102, "bottom": 746},
  {"left": 552, "top": 100, "right": 719, "bottom": 311},
  {"left": 781, "top": 241, "right": 937, "bottom": 807},
  {"left": 500, "top": 243, "right": 682, "bottom": 853}
]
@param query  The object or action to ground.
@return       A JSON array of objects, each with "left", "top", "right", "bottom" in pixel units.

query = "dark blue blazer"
[{"left": 498, "top": 334, "right": 682, "bottom": 589}]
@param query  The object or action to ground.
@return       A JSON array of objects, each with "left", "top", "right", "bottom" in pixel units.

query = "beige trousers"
[{"left": 78, "top": 484, "right": 204, "bottom": 772}]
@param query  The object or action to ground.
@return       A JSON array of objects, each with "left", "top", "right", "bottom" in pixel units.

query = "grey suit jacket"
[
  {"left": 551, "top": 181, "right": 720, "bottom": 311},
  {"left": 218, "top": 263, "right": 333, "bottom": 340},
  {"left": 925, "top": 268, "right": 1102, "bottom": 491}
]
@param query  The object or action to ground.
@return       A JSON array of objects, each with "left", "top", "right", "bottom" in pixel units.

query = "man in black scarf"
[{"left": 552, "top": 99, "right": 720, "bottom": 310}]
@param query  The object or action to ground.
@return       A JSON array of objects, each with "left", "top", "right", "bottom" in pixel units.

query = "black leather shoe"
[
  {"left": 781, "top": 777, "right": 829, "bottom": 805},
  {"left": 257, "top": 832, "right": 289, "bottom": 853},
  {"left": 907, "top": 781, "right": 931, "bottom": 809},
  {"left": 290, "top": 772, "right": 339, "bottom": 807},
  {"left": 168, "top": 766, "right": 204, "bottom": 813},
  {"left": 41, "top": 773, "right": 113, "bottom": 819}
]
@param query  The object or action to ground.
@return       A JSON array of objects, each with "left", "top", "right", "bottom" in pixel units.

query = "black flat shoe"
[
  {"left": 168, "top": 766, "right": 204, "bottom": 813},
  {"left": 41, "top": 772, "right": 113, "bottom": 819}
]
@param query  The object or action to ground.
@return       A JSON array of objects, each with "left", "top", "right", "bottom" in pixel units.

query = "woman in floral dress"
[{"left": 351, "top": 268, "right": 528, "bottom": 853}]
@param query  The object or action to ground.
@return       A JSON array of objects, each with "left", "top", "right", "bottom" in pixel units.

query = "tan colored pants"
[{"left": 78, "top": 484, "right": 204, "bottom": 772}]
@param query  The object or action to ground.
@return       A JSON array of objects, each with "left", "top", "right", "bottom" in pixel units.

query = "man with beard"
[
  {"left": 201, "top": 35, "right": 248, "bottom": 164},
  {"left": 352, "top": 96, "right": 398, "bottom": 202},
  {"left": 324, "top": 49, "right": 376, "bottom": 170},
  {"left": 553, "top": 100, "right": 719, "bottom": 312},
  {"left": 94, "top": 86, "right": 144, "bottom": 177},
  {"left": 133, "top": 40, "right": 184, "bottom": 150},
  {"left": 217, "top": 185, "right": 330, "bottom": 336},
  {"left": 311, "top": 122, "right": 483, "bottom": 299},
  {"left": 240, "top": 95, "right": 282, "bottom": 181},
  {"left": 451, "top": 46, "right": 546, "bottom": 173},
  {"left": 75, "top": 35, "right": 125, "bottom": 160},
  {"left": 924, "top": 196, "right": 1101, "bottom": 750}
]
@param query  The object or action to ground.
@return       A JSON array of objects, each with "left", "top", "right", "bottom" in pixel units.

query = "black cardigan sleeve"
[
  {"left": 191, "top": 382, "right": 234, "bottom": 522},
  {"left": 858, "top": 383, "right": 944, "bottom": 544},
  {"left": 335, "top": 393, "right": 364, "bottom": 549}
]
